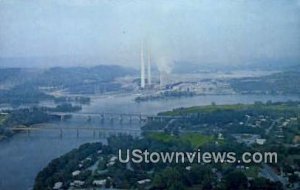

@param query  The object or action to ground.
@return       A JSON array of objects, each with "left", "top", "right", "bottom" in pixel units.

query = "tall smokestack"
[
  {"left": 140, "top": 41, "right": 145, "bottom": 88},
  {"left": 147, "top": 48, "right": 151, "bottom": 86}
]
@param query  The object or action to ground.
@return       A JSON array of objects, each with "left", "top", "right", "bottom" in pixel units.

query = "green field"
[
  {"left": 160, "top": 102, "right": 300, "bottom": 116},
  {"left": 0, "top": 115, "right": 6, "bottom": 126},
  {"left": 161, "top": 104, "right": 248, "bottom": 116},
  {"left": 147, "top": 132, "right": 214, "bottom": 148}
]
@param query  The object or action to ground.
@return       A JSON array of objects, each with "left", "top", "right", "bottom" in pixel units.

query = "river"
[{"left": 0, "top": 94, "right": 299, "bottom": 190}]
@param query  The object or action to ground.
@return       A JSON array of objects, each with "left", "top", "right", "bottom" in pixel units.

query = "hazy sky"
[{"left": 0, "top": 0, "right": 300, "bottom": 69}]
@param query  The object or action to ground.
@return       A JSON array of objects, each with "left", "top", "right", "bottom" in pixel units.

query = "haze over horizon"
[{"left": 0, "top": 0, "right": 300, "bottom": 70}]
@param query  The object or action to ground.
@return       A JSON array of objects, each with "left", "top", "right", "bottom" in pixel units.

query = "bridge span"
[{"left": 10, "top": 123, "right": 159, "bottom": 138}]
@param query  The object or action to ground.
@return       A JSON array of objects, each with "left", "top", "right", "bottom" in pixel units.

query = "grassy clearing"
[
  {"left": 244, "top": 166, "right": 260, "bottom": 178},
  {"left": 147, "top": 132, "right": 175, "bottom": 143},
  {"left": 181, "top": 133, "right": 214, "bottom": 148}
]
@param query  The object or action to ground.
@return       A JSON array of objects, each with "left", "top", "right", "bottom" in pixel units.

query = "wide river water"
[{"left": 0, "top": 93, "right": 299, "bottom": 190}]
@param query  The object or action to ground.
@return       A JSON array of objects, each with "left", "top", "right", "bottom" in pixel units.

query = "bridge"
[
  {"left": 7, "top": 111, "right": 188, "bottom": 138},
  {"left": 48, "top": 111, "right": 186, "bottom": 123}
]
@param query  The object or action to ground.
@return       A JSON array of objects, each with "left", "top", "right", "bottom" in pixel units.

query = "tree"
[
  {"left": 224, "top": 171, "right": 248, "bottom": 190},
  {"left": 152, "top": 167, "right": 184, "bottom": 189},
  {"left": 249, "top": 177, "right": 283, "bottom": 190}
]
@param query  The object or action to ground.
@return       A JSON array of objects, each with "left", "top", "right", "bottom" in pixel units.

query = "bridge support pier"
[
  {"left": 60, "top": 129, "right": 63, "bottom": 138},
  {"left": 100, "top": 114, "right": 104, "bottom": 124},
  {"left": 129, "top": 116, "right": 132, "bottom": 124},
  {"left": 160, "top": 117, "right": 163, "bottom": 123},
  {"left": 87, "top": 116, "right": 92, "bottom": 123},
  {"left": 119, "top": 115, "right": 123, "bottom": 124}
]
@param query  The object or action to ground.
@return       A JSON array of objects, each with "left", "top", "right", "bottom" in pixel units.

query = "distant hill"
[
  {"left": 285, "top": 64, "right": 300, "bottom": 72},
  {"left": 0, "top": 65, "right": 136, "bottom": 87},
  {"left": 30, "top": 65, "right": 136, "bottom": 86},
  {"left": 172, "top": 59, "right": 300, "bottom": 73},
  {"left": 0, "top": 68, "right": 22, "bottom": 83},
  {"left": 0, "top": 56, "right": 136, "bottom": 68},
  {"left": 0, "top": 65, "right": 137, "bottom": 105},
  {"left": 230, "top": 70, "right": 300, "bottom": 95}
]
